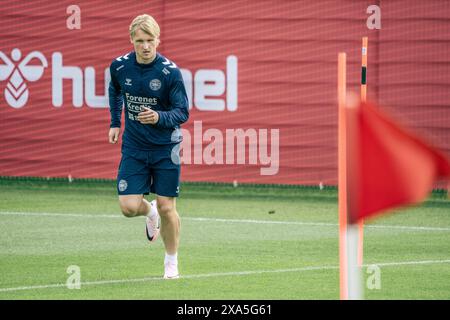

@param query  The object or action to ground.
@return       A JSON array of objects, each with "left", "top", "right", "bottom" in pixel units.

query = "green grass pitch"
[{"left": 0, "top": 178, "right": 449, "bottom": 299}]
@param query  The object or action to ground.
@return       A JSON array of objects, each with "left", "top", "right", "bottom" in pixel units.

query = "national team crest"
[
  {"left": 118, "top": 179, "right": 128, "bottom": 192},
  {"left": 149, "top": 79, "right": 161, "bottom": 91}
]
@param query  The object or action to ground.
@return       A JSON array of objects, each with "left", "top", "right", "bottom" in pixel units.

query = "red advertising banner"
[{"left": 1, "top": 1, "right": 449, "bottom": 186}]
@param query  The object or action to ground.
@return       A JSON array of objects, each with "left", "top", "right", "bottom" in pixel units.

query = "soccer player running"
[{"left": 108, "top": 14, "right": 189, "bottom": 279}]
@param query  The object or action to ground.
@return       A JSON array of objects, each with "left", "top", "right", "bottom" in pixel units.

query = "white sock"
[
  {"left": 165, "top": 253, "right": 178, "bottom": 265},
  {"left": 146, "top": 200, "right": 157, "bottom": 218}
]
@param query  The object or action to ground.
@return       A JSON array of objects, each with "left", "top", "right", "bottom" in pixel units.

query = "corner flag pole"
[
  {"left": 358, "top": 37, "right": 368, "bottom": 267},
  {"left": 345, "top": 91, "right": 364, "bottom": 300},
  {"left": 338, "top": 52, "right": 348, "bottom": 300},
  {"left": 339, "top": 52, "right": 364, "bottom": 300},
  {"left": 361, "top": 37, "right": 368, "bottom": 102}
]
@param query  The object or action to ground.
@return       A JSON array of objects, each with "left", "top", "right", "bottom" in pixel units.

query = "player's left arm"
[{"left": 154, "top": 71, "right": 189, "bottom": 128}]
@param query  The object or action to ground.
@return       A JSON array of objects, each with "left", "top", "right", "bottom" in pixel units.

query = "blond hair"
[{"left": 129, "top": 14, "right": 160, "bottom": 39}]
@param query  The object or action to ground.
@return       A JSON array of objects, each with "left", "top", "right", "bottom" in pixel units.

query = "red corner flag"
[{"left": 346, "top": 100, "right": 450, "bottom": 224}]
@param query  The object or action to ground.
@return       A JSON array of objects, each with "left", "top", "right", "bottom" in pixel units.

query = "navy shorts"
[{"left": 117, "top": 145, "right": 180, "bottom": 197}]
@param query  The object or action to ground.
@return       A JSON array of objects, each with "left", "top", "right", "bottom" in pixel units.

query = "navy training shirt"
[{"left": 108, "top": 52, "right": 189, "bottom": 150}]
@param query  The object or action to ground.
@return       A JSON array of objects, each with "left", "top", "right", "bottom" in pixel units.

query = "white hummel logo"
[
  {"left": 0, "top": 48, "right": 48, "bottom": 109},
  {"left": 162, "top": 58, "right": 177, "bottom": 69},
  {"left": 116, "top": 53, "right": 130, "bottom": 62},
  {"left": 125, "top": 78, "right": 132, "bottom": 86},
  {"left": 162, "top": 68, "right": 170, "bottom": 75}
]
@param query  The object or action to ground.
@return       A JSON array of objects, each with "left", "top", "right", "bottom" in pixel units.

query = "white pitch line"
[
  {"left": 372, "top": 259, "right": 450, "bottom": 267},
  {"left": 1, "top": 259, "right": 449, "bottom": 293},
  {"left": 186, "top": 216, "right": 337, "bottom": 227},
  {"left": 186, "top": 217, "right": 450, "bottom": 232},
  {"left": 1, "top": 211, "right": 450, "bottom": 232},
  {"left": 0, "top": 211, "right": 120, "bottom": 219}
]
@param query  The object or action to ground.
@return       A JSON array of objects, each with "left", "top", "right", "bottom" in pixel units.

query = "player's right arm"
[{"left": 108, "top": 62, "right": 123, "bottom": 144}]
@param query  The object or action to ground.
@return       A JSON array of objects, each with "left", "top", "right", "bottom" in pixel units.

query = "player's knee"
[
  {"left": 119, "top": 200, "right": 140, "bottom": 217},
  {"left": 120, "top": 207, "right": 137, "bottom": 217},
  {"left": 156, "top": 201, "right": 174, "bottom": 217}
]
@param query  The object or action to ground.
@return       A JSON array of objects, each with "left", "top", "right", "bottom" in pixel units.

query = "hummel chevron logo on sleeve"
[
  {"left": 162, "top": 58, "right": 177, "bottom": 69},
  {"left": 116, "top": 53, "right": 130, "bottom": 62}
]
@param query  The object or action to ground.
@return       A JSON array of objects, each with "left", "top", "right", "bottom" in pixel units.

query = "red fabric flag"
[{"left": 346, "top": 101, "right": 450, "bottom": 224}]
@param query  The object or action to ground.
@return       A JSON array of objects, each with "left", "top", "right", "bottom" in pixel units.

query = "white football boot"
[{"left": 163, "top": 261, "right": 180, "bottom": 280}]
